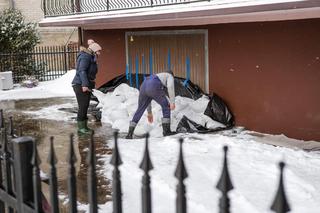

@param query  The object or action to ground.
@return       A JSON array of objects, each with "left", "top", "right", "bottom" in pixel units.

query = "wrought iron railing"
[
  {"left": 0, "top": 45, "right": 78, "bottom": 83},
  {"left": 42, "top": 0, "right": 211, "bottom": 17},
  {"left": 0, "top": 109, "right": 292, "bottom": 213}
]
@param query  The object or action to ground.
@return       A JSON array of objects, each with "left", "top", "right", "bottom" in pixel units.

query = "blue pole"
[
  {"left": 129, "top": 56, "right": 132, "bottom": 87},
  {"left": 142, "top": 54, "right": 146, "bottom": 80},
  {"left": 149, "top": 48, "right": 153, "bottom": 75},
  {"left": 183, "top": 56, "right": 190, "bottom": 87},
  {"left": 125, "top": 64, "right": 129, "bottom": 80},
  {"left": 135, "top": 55, "right": 139, "bottom": 89},
  {"left": 167, "top": 48, "right": 171, "bottom": 71}
]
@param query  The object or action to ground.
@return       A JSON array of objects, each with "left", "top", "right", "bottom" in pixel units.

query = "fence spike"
[
  {"left": 110, "top": 130, "right": 123, "bottom": 166},
  {"left": 9, "top": 116, "right": 15, "bottom": 137},
  {"left": 0, "top": 109, "right": 3, "bottom": 128},
  {"left": 110, "top": 130, "right": 123, "bottom": 213},
  {"left": 0, "top": 127, "right": 4, "bottom": 212},
  {"left": 31, "top": 139, "right": 42, "bottom": 213},
  {"left": 18, "top": 124, "right": 23, "bottom": 137},
  {"left": 2, "top": 127, "right": 8, "bottom": 153},
  {"left": 68, "top": 133, "right": 78, "bottom": 213},
  {"left": 175, "top": 138, "right": 188, "bottom": 213},
  {"left": 270, "top": 162, "right": 291, "bottom": 213},
  {"left": 2, "top": 127, "right": 14, "bottom": 213},
  {"left": 47, "top": 136, "right": 59, "bottom": 213},
  {"left": 87, "top": 131, "right": 98, "bottom": 213},
  {"left": 216, "top": 146, "right": 234, "bottom": 213},
  {"left": 139, "top": 133, "right": 153, "bottom": 213}
]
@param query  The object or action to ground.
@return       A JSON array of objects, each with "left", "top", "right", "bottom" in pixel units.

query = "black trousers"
[{"left": 73, "top": 85, "right": 91, "bottom": 121}]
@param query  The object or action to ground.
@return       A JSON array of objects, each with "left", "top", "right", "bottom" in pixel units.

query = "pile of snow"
[
  {"left": 0, "top": 70, "right": 75, "bottom": 101},
  {"left": 92, "top": 84, "right": 225, "bottom": 136}
]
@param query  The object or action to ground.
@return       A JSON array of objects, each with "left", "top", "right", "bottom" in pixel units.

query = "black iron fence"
[
  {"left": 0, "top": 109, "right": 291, "bottom": 213},
  {"left": 0, "top": 45, "right": 78, "bottom": 83},
  {"left": 42, "top": 0, "right": 211, "bottom": 17}
]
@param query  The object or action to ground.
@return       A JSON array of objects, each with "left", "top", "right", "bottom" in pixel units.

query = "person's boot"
[
  {"left": 126, "top": 122, "right": 136, "bottom": 139},
  {"left": 162, "top": 119, "right": 176, "bottom": 136},
  {"left": 125, "top": 126, "right": 135, "bottom": 139},
  {"left": 84, "top": 119, "right": 93, "bottom": 131},
  {"left": 77, "top": 120, "right": 92, "bottom": 134}
]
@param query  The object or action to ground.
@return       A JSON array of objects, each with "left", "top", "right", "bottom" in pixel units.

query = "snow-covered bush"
[
  {"left": 0, "top": 9, "right": 39, "bottom": 52},
  {"left": 0, "top": 9, "right": 41, "bottom": 82}
]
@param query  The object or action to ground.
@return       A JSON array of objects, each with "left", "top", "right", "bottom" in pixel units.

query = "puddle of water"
[{"left": 1, "top": 97, "right": 113, "bottom": 208}]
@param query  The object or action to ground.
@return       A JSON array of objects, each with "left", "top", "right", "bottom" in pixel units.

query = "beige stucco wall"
[{"left": 0, "top": 0, "right": 78, "bottom": 45}]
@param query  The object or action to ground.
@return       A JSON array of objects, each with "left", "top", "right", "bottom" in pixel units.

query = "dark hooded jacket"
[{"left": 72, "top": 48, "right": 98, "bottom": 89}]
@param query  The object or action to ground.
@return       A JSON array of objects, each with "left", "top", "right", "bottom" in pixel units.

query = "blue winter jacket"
[{"left": 72, "top": 48, "right": 98, "bottom": 89}]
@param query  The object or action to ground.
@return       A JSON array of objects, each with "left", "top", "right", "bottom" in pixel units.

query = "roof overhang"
[{"left": 39, "top": 0, "right": 320, "bottom": 29}]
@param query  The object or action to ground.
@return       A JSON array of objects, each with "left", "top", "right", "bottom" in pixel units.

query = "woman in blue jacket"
[{"left": 72, "top": 40, "right": 102, "bottom": 134}]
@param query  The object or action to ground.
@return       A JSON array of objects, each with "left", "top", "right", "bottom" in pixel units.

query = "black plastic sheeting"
[
  {"left": 176, "top": 93, "right": 234, "bottom": 133},
  {"left": 94, "top": 74, "right": 234, "bottom": 134},
  {"left": 204, "top": 93, "right": 234, "bottom": 127},
  {"left": 176, "top": 116, "right": 228, "bottom": 134},
  {"left": 94, "top": 74, "right": 204, "bottom": 101}
]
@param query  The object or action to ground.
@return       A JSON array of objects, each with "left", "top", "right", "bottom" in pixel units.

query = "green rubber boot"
[{"left": 77, "top": 120, "right": 92, "bottom": 134}]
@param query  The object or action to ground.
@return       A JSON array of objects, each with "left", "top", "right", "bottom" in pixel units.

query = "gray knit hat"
[{"left": 88, "top": 41, "right": 102, "bottom": 53}]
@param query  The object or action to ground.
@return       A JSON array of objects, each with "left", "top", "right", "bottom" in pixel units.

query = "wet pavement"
[{"left": 1, "top": 97, "right": 114, "bottom": 209}]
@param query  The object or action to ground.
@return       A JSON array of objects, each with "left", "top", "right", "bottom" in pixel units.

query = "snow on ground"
[
  {"left": 0, "top": 70, "right": 75, "bottom": 101},
  {"left": 92, "top": 133, "right": 320, "bottom": 213},
  {"left": 1, "top": 71, "right": 320, "bottom": 213}
]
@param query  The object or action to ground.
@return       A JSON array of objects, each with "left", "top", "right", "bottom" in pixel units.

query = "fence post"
[
  {"left": 139, "top": 133, "right": 153, "bottom": 213},
  {"left": 175, "top": 138, "right": 188, "bottom": 213},
  {"left": 32, "top": 138, "right": 43, "bottom": 213},
  {"left": 216, "top": 146, "right": 234, "bottom": 213},
  {"left": 0, "top": 111, "right": 5, "bottom": 212},
  {"left": 67, "top": 134, "right": 78, "bottom": 213},
  {"left": 64, "top": 46, "right": 68, "bottom": 73},
  {"left": 75, "top": 0, "right": 80, "bottom": 12},
  {"left": 110, "top": 131, "right": 123, "bottom": 213},
  {"left": 48, "top": 136, "right": 60, "bottom": 213},
  {"left": 270, "top": 162, "right": 290, "bottom": 213},
  {"left": 0, "top": 109, "right": 4, "bottom": 128},
  {"left": 43, "top": 0, "right": 47, "bottom": 16},
  {"left": 2, "top": 129, "right": 14, "bottom": 213},
  {"left": 12, "top": 136, "right": 34, "bottom": 212},
  {"left": 87, "top": 131, "right": 98, "bottom": 213}
]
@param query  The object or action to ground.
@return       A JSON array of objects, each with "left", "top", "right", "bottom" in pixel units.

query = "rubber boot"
[
  {"left": 126, "top": 126, "right": 135, "bottom": 139},
  {"left": 126, "top": 122, "right": 137, "bottom": 139},
  {"left": 77, "top": 120, "right": 91, "bottom": 134},
  {"left": 162, "top": 121, "right": 176, "bottom": 136},
  {"left": 84, "top": 119, "right": 92, "bottom": 131}
]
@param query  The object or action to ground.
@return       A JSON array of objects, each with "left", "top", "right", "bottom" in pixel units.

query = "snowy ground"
[{"left": 1, "top": 70, "right": 320, "bottom": 213}]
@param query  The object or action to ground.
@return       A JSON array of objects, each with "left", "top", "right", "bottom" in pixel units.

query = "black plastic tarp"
[
  {"left": 176, "top": 115, "right": 229, "bottom": 134},
  {"left": 95, "top": 74, "right": 204, "bottom": 100},
  {"left": 204, "top": 93, "right": 234, "bottom": 127},
  {"left": 176, "top": 93, "right": 234, "bottom": 133}
]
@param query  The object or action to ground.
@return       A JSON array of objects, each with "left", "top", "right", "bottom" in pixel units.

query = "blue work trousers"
[{"left": 131, "top": 75, "right": 170, "bottom": 124}]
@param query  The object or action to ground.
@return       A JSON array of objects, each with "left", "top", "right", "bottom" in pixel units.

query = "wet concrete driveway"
[{"left": 1, "top": 97, "right": 114, "bottom": 209}]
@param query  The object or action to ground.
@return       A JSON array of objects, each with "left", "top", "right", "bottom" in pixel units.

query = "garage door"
[{"left": 126, "top": 30, "right": 207, "bottom": 91}]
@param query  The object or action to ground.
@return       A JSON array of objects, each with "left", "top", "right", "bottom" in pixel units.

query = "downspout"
[{"left": 78, "top": 27, "right": 83, "bottom": 46}]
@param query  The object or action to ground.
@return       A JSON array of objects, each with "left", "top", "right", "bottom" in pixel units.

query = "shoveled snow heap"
[{"left": 92, "top": 84, "right": 225, "bottom": 136}]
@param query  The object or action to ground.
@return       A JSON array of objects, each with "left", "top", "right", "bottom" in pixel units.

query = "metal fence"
[
  {"left": 43, "top": 0, "right": 211, "bottom": 17},
  {"left": 0, "top": 109, "right": 291, "bottom": 213},
  {"left": 0, "top": 45, "right": 79, "bottom": 83}
]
